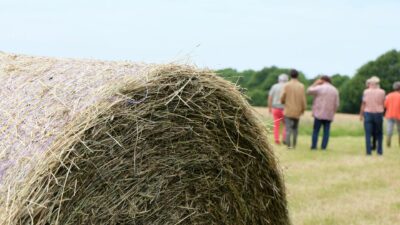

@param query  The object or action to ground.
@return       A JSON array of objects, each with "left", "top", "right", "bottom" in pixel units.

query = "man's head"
[
  {"left": 290, "top": 69, "right": 299, "bottom": 79},
  {"left": 278, "top": 73, "right": 288, "bottom": 83},
  {"left": 393, "top": 81, "right": 400, "bottom": 91},
  {"left": 320, "top": 75, "right": 331, "bottom": 84},
  {"left": 367, "top": 76, "right": 380, "bottom": 88}
]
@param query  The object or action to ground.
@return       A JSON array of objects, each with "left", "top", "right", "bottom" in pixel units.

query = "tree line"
[{"left": 217, "top": 49, "right": 400, "bottom": 114}]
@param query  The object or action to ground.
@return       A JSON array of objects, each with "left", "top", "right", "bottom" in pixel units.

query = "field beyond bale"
[{"left": 255, "top": 107, "right": 400, "bottom": 225}]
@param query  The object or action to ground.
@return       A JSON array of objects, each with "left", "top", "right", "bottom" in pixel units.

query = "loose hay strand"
[{"left": 0, "top": 52, "right": 290, "bottom": 225}]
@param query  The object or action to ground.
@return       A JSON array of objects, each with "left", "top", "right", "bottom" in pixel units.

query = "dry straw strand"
[{"left": 0, "top": 52, "right": 289, "bottom": 225}]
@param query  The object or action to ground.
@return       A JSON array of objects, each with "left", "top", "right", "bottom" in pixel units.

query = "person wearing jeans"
[
  {"left": 384, "top": 81, "right": 400, "bottom": 147},
  {"left": 363, "top": 112, "right": 384, "bottom": 155},
  {"left": 365, "top": 80, "right": 378, "bottom": 150},
  {"left": 280, "top": 69, "right": 307, "bottom": 149},
  {"left": 307, "top": 76, "right": 339, "bottom": 150},
  {"left": 311, "top": 119, "right": 331, "bottom": 149},
  {"left": 268, "top": 74, "right": 288, "bottom": 144},
  {"left": 360, "top": 76, "right": 385, "bottom": 155}
]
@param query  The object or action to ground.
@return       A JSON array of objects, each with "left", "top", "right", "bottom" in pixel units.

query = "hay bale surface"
[{"left": 0, "top": 52, "right": 289, "bottom": 225}]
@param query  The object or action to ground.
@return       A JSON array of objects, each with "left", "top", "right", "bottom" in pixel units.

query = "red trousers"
[{"left": 272, "top": 108, "right": 286, "bottom": 144}]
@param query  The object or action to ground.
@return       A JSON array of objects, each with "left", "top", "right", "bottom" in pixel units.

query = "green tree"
[
  {"left": 217, "top": 67, "right": 309, "bottom": 107},
  {"left": 247, "top": 89, "right": 267, "bottom": 106},
  {"left": 331, "top": 74, "right": 350, "bottom": 88},
  {"left": 339, "top": 49, "right": 400, "bottom": 113}
]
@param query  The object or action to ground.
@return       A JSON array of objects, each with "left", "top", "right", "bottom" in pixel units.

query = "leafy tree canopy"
[
  {"left": 217, "top": 49, "right": 400, "bottom": 113},
  {"left": 340, "top": 49, "right": 400, "bottom": 113}
]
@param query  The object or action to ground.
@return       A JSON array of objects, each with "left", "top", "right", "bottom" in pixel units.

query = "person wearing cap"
[
  {"left": 268, "top": 74, "right": 288, "bottom": 144},
  {"left": 384, "top": 81, "right": 400, "bottom": 147},
  {"left": 307, "top": 75, "right": 339, "bottom": 150},
  {"left": 280, "top": 69, "right": 307, "bottom": 149},
  {"left": 360, "top": 76, "right": 386, "bottom": 155}
]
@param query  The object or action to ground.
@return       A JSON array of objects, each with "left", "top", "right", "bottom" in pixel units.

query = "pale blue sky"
[{"left": 1, "top": 0, "right": 399, "bottom": 77}]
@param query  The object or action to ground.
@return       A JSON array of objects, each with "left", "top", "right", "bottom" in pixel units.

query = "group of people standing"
[
  {"left": 359, "top": 77, "right": 400, "bottom": 155},
  {"left": 268, "top": 69, "right": 400, "bottom": 155},
  {"left": 268, "top": 70, "right": 306, "bottom": 148}
]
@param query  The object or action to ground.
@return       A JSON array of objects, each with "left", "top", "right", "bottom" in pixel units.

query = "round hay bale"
[{"left": 0, "top": 52, "right": 289, "bottom": 225}]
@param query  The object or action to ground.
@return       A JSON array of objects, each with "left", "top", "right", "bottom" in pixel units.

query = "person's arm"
[
  {"left": 268, "top": 87, "right": 275, "bottom": 113},
  {"left": 307, "top": 86, "right": 318, "bottom": 95},
  {"left": 280, "top": 86, "right": 287, "bottom": 105},
  {"left": 302, "top": 92, "right": 307, "bottom": 114},
  {"left": 268, "top": 96, "right": 273, "bottom": 114},
  {"left": 359, "top": 91, "right": 367, "bottom": 121},
  {"left": 359, "top": 102, "right": 365, "bottom": 121},
  {"left": 382, "top": 91, "right": 386, "bottom": 107},
  {"left": 384, "top": 95, "right": 389, "bottom": 109},
  {"left": 307, "top": 79, "right": 323, "bottom": 95},
  {"left": 336, "top": 93, "right": 340, "bottom": 111}
]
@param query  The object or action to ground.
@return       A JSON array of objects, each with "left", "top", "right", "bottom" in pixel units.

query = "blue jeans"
[
  {"left": 311, "top": 118, "right": 331, "bottom": 150},
  {"left": 364, "top": 112, "right": 383, "bottom": 155}
]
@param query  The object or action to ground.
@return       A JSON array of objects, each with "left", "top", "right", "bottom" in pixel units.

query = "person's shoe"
[{"left": 310, "top": 147, "right": 317, "bottom": 150}]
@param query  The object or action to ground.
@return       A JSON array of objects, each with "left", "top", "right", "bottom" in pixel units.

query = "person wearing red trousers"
[{"left": 268, "top": 74, "right": 288, "bottom": 144}]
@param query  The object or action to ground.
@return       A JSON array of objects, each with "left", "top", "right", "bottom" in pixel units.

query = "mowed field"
[{"left": 254, "top": 107, "right": 400, "bottom": 225}]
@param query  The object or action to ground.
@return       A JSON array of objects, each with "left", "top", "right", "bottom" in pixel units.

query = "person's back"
[
  {"left": 282, "top": 79, "right": 306, "bottom": 119},
  {"left": 384, "top": 81, "right": 400, "bottom": 147},
  {"left": 363, "top": 88, "right": 385, "bottom": 113},
  {"left": 307, "top": 76, "right": 339, "bottom": 150},
  {"left": 269, "top": 83, "right": 285, "bottom": 109},
  {"left": 308, "top": 82, "right": 339, "bottom": 121},
  {"left": 280, "top": 69, "right": 306, "bottom": 149},
  {"left": 360, "top": 76, "right": 385, "bottom": 155},
  {"left": 385, "top": 91, "right": 400, "bottom": 120},
  {"left": 268, "top": 74, "right": 288, "bottom": 144}
]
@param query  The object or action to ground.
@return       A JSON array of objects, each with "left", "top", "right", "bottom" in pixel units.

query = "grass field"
[{"left": 254, "top": 107, "right": 400, "bottom": 225}]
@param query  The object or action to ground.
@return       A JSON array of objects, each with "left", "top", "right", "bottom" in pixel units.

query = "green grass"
[
  {"left": 254, "top": 108, "right": 400, "bottom": 224},
  {"left": 254, "top": 107, "right": 366, "bottom": 137},
  {"left": 272, "top": 136, "right": 400, "bottom": 225},
  {"left": 294, "top": 120, "right": 365, "bottom": 137}
]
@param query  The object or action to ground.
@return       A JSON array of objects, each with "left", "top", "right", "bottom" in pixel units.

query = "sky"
[{"left": 0, "top": 0, "right": 399, "bottom": 77}]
